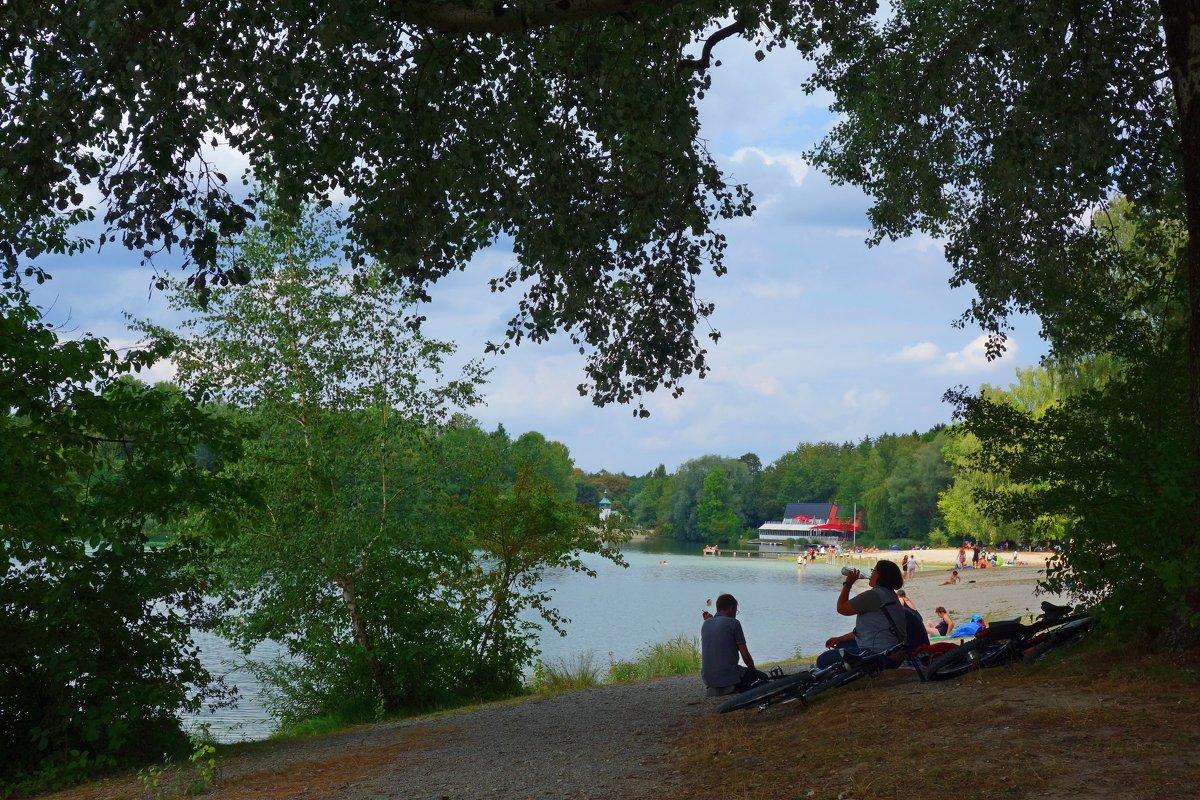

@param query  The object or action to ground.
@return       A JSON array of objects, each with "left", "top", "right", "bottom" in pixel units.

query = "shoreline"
[{"left": 798, "top": 547, "right": 1064, "bottom": 623}]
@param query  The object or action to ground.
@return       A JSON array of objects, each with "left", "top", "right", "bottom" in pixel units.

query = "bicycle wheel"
[
  {"left": 923, "top": 637, "right": 1018, "bottom": 681},
  {"left": 716, "top": 670, "right": 814, "bottom": 713},
  {"left": 1023, "top": 616, "right": 1092, "bottom": 663}
]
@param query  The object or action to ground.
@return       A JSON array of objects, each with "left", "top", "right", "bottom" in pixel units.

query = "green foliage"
[
  {"left": 883, "top": 430, "right": 953, "bottom": 535},
  {"left": 0, "top": 1, "right": 765, "bottom": 411},
  {"left": 530, "top": 652, "right": 604, "bottom": 694},
  {"left": 949, "top": 199, "right": 1196, "bottom": 635},
  {"left": 138, "top": 203, "right": 626, "bottom": 726},
  {"left": 695, "top": 468, "right": 742, "bottom": 543},
  {"left": 511, "top": 431, "right": 577, "bottom": 501},
  {"left": 798, "top": 1, "right": 1200, "bottom": 634},
  {"left": 626, "top": 464, "right": 671, "bottom": 530},
  {"left": 754, "top": 434, "right": 950, "bottom": 539},
  {"left": 135, "top": 727, "right": 219, "bottom": 800},
  {"left": 667, "top": 456, "right": 752, "bottom": 541},
  {"left": 136, "top": 201, "right": 492, "bottom": 720},
  {"left": 606, "top": 635, "right": 701, "bottom": 682},
  {"left": 0, "top": 289, "right": 245, "bottom": 786}
]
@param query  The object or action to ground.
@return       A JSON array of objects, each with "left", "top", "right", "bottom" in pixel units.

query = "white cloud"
[
  {"left": 109, "top": 336, "right": 179, "bottom": 385},
  {"left": 842, "top": 386, "right": 888, "bottom": 411},
  {"left": 933, "top": 334, "right": 1019, "bottom": 375},
  {"left": 893, "top": 342, "right": 941, "bottom": 363},
  {"left": 834, "top": 227, "right": 870, "bottom": 239},
  {"left": 728, "top": 147, "right": 810, "bottom": 186}
]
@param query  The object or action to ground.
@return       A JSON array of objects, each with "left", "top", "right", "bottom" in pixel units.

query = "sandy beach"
[{"left": 838, "top": 547, "right": 1065, "bottom": 622}]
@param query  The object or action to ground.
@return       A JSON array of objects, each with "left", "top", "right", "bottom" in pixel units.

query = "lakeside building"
[
  {"left": 598, "top": 491, "right": 617, "bottom": 521},
  {"left": 756, "top": 502, "right": 863, "bottom": 545}
]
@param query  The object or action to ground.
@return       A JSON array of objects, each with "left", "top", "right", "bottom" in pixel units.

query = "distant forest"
[{"left": 575, "top": 362, "right": 1083, "bottom": 547}]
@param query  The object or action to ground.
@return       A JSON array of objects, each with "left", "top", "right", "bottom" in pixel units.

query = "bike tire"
[
  {"left": 923, "top": 637, "right": 1018, "bottom": 681},
  {"left": 716, "top": 670, "right": 814, "bottom": 713},
  {"left": 1023, "top": 616, "right": 1092, "bottom": 663}
]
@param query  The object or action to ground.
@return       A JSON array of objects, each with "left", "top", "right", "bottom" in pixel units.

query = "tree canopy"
[{"left": 0, "top": 0, "right": 779, "bottom": 411}]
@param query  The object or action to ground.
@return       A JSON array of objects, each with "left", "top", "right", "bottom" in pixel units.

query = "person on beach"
[
  {"left": 906, "top": 555, "right": 917, "bottom": 580},
  {"left": 925, "top": 607, "right": 953, "bottom": 637},
  {"left": 816, "top": 560, "right": 908, "bottom": 670},
  {"left": 901, "top": 554, "right": 909, "bottom": 574},
  {"left": 940, "top": 569, "right": 961, "bottom": 585},
  {"left": 972, "top": 544, "right": 981, "bottom": 568},
  {"left": 701, "top": 594, "right": 769, "bottom": 694},
  {"left": 896, "top": 588, "right": 917, "bottom": 611},
  {"left": 956, "top": 547, "right": 967, "bottom": 569}
]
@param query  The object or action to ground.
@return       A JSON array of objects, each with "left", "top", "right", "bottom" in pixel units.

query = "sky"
[{"left": 28, "top": 37, "right": 1046, "bottom": 478}]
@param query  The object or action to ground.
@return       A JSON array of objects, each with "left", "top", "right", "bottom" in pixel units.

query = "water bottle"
[{"left": 840, "top": 565, "right": 861, "bottom": 577}]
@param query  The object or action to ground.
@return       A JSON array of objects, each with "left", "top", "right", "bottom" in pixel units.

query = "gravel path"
[{"left": 202, "top": 675, "right": 712, "bottom": 800}]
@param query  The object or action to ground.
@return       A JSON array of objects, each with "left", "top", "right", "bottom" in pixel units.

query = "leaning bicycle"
[
  {"left": 717, "top": 643, "right": 909, "bottom": 713},
  {"left": 923, "top": 601, "right": 1093, "bottom": 682}
]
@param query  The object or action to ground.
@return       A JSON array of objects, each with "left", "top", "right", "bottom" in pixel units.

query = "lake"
[{"left": 187, "top": 541, "right": 865, "bottom": 741}]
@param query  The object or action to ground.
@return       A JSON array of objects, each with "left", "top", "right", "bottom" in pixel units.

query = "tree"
[
  {"left": 510, "top": 431, "right": 577, "bottom": 501},
  {"left": 695, "top": 468, "right": 743, "bottom": 542},
  {"left": 1, "top": 290, "right": 244, "bottom": 783},
  {"left": 627, "top": 464, "right": 670, "bottom": 529},
  {"left": 804, "top": 2, "right": 1199, "bottom": 437},
  {"left": 452, "top": 465, "right": 626, "bottom": 692},
  {"left": 0, "top": 1, "right": 764, "bottom": 411},
  {"left": 801, "top": 3, "right": 1200, "bottom": 618},
  {"left": 668, "top": 455, "right": 751, "bottom": 541},
  {"left": 881, "top": 431, "right": 952, "bottom": 538},
  {"left": 938, "top": 429, "right": 1034, "bottom": 546},
  {"left": 137, "top": 202, "right": 506, "bottom": 718},
  {"left": 948, "top": 199, "right": 1195, "bottom": 633}
]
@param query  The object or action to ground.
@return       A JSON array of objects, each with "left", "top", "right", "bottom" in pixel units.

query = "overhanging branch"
[{"left": 679, "top": 19, "right": 747, "bottom": 73}]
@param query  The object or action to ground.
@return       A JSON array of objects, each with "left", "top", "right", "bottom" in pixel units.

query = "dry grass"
[
  {"left": 669, "top": 643, "right": 1200, "bottom": 800},
  {"left": 31, "top": 726, "right": 451, "bottom": 800},
  {"left": 28, "top": 643, "right": 1200, "bottom": 800}
]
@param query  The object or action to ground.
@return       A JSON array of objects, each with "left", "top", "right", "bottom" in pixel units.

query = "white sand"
[{"left": 838, "top": 549, "right": 1065, "bottom": 622}]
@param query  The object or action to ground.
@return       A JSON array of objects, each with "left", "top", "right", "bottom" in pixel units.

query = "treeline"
[
  {"left": 576, "top": 364, "right": 1110, "bottom": 548},
  {"left": 611, "top": 432, "right": 955, "bottom": 543}
]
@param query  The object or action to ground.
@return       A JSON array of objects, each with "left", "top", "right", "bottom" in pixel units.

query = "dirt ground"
[
  {"left": 671, "top": 643, "right": 1200, "bottom": 800},
  {"left": 33, "top": 641, "right": 1200, "bottom": 800}
]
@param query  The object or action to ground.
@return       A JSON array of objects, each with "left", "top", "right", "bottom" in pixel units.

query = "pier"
[{"left": 702, "top": 548, "right": 873, "bottom": 564}]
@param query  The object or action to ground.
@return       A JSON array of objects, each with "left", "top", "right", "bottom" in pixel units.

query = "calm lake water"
[{"left": 187, "top": 542, "right": 865, "bottom": 741}]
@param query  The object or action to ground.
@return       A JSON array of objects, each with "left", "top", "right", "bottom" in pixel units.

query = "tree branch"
[
  {"left": 392, "top": 0, "right": 676, "bottom": 35},
  {"left": 679, "top": 20, "right": 747, "bottom": 73}
]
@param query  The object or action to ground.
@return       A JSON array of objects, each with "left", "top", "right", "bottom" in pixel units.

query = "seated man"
[
  {"left": 701, "top": 593, "right": 768, "bottom": 694},
  {"left": 817, "top": 560, "right": 908, "bottom": 670}
]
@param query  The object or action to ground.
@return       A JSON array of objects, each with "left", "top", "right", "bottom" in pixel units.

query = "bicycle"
[
  {"left": 717, "top": 642, "right": 910, "bottom": 713},
  {"left": 922, "top": 601, "right": 1093, "bottom": 682}
]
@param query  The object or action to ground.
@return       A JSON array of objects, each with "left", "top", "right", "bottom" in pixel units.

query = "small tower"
[{"left": 598, "top": 491, "right": 614, "bottom": 521}]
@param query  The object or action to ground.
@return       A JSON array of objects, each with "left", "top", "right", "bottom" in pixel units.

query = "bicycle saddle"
[{"left": 1041, "top": 601, "right": 1074, "bottom": 617}]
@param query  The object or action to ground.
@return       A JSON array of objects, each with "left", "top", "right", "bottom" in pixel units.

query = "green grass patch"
[
  {"left": 530, "top": 651, "right": 605, "bottom": 693},
  {"left": 607, "top": 634, "right": 701, "bottom": 682}
]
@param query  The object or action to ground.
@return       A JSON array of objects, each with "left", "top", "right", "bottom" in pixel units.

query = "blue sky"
[{"left": 29, "top": 38, "right": 1045, "bottom": 477}]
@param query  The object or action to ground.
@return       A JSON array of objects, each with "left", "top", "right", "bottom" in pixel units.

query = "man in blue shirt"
[{"left": 701, "top": 594, "right": 768, "bottom": 693}]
